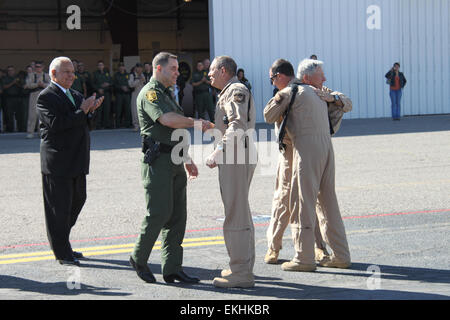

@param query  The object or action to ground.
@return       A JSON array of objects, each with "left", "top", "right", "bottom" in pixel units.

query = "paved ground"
[{"left": 0, "top": 115, "right": 449, "bottom": 303}]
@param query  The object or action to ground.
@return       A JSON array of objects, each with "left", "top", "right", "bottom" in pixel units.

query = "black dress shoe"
[
  {"left": 129, "top": 256, "right": 156, "bottom": 283},
  {"left": 163, "top": 270, "right": 200, "bottom": 284},
  {"left": 57, "top": 257, "right": 80, "bottom": 266},
  {"left": 72, "top": 251, "right": 84, "bottom": 259}
]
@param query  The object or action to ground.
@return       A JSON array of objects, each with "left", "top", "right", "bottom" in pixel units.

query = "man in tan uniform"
[
  {"left": 206, "top": 56, "right": 257, "bottom": 288},
  {"left": 264, "top": 58, "right": 351, "bottom": 272}
]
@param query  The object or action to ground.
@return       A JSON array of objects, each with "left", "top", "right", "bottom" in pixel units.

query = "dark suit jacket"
[{"left": 37, "top": 82, "right": 94, "bottom": 177}]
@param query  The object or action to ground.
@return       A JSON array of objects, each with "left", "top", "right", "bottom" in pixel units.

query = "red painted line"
[{"left": 1, "top": 208, "right": 448, "bottom": 251}]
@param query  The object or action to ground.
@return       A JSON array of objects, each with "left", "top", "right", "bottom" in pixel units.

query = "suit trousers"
[
  {"left": 42, "top": 174, "right": 86, "bottom": 260},
  {"left": 218, "top": 162, "right": 256, "bottom": 277}
]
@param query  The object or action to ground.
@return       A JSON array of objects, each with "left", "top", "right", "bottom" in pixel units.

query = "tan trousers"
[
  {"left": 218, "top": 163, "right": 256, "bottom": 277},
  {"left": 266, "top": 143, "right": 327, "bottom": 252},
  {"left": 27, "top": 91, "right": 41, "bottom": 134},
  {"left": 131, "top": 91, "right": 140, "bottom": 129},
  {"left": 290, "top": 135, "right": 350, "bottom": 265}
]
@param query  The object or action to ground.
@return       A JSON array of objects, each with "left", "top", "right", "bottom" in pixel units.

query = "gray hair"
[
  {"left": 297, "top": 58, "right": 324, "bottom": 81},
  {"left": 49, "top": 56, "right": 72, "bottom": 79},
  {"left": 213, "top": 56, "right": 237, "bottom": 76}
]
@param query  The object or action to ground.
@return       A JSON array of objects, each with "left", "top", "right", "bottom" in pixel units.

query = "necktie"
[{"left": 66, "top": 90, "right": 75, "bottom": 106}]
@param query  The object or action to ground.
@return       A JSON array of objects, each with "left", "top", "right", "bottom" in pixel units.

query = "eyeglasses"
[{"left": 270, "top": 73, "right": 279, "bottom": 85}]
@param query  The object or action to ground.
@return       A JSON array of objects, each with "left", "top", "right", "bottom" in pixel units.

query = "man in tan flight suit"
[
  {"left": 206, "top": 56, "right": 257, "bottom": 288},
  {"left": 264, "top": 58, "right": 351, "bottom": 272}
]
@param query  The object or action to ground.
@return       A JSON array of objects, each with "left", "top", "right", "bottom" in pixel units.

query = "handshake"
[{"left": 197, "top": 119, "right": 215, "bottom": 132}]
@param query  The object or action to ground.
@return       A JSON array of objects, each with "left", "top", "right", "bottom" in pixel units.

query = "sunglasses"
[{"left": 270, "top": 73, "right": 279, "bottom": 85}]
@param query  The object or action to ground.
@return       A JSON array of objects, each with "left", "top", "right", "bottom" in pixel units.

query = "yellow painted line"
[{"left": 0, "top": 236, "right": 224, "bottom": 265}]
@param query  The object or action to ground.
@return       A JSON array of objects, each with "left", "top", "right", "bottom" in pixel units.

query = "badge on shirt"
[{"left": 146, "top": 90, "right": 158, "bottom": 102}]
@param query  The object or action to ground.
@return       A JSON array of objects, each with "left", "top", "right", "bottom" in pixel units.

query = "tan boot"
[
  {"left": 315, "top": 247, "right": 330, "bottom": 264},
  {"left": 264, "top": 249, "right": 279, "bottom": 264},
  {"left": 221, "top": 269, "right": 232, "bottom": 277},
  {"left": 213, "top": 273, "right": 255, "bottom": 288},
  {"left": 319, "top": 256, "right": 351, "bottom": 269},
  {"left": 281, "top": 260, "right": 316, "bottom": 272}
]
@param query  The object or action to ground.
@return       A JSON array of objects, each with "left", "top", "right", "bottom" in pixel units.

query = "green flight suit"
[
  {"left": 1, "top": 74, "right": 26, "bottom": 132},
  {"left": 92, "top": 70, "right": 113, "bottom": 129},
  {"left": 131, "top": 77, "right": 187, "bottom": 276},
  {"left": 191, "top": 70, "right": 215, "bottom": 122},
  {"left": 113, "top": 71, "right": 131, "bottom": 128}
]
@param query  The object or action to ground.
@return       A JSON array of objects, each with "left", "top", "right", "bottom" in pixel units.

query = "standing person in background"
[
  {"left": 93, "top": 61, "right": 113, "bottom": 129},
  {"left": 113, "top": 62, "right": 132, "bottom": 128},
  {"left": 25, "top": 62, "right": 51, "bottom": 138},
  {"left": 143, "top": 62, "right": 153, "bottom": 84},
  {"left": 385, "top": 62, "right": 407, "bottom": 121},
  {"left": 129, "top": 63, "right": 146, "bottom": 132},
  {"left": 77, "top": 62, "right": 92, "bottom": 96},
  {"left": 191, "top": 61, "right": 215, "bottom": 123},
  {"left": 1, "top": 66, "right": 26, "bottom": 132},
  {"left": 71, "top": 60, "right": 87, "bottom": 98},
  {"left": 237, "top": 68, "right": 252, "bottom": 91}
]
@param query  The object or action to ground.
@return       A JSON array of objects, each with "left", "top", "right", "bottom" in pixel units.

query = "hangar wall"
[{"left": 209, "top": 0, "right": 450, "bottom": 122}]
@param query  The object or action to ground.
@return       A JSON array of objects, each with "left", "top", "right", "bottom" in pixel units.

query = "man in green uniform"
[
  {"left": 77, "top": 62, "right": 92, "bottom": 96},
  {"left": 1, "top": 66, "right": 26, "bottom": 132},
  {"left": 190, "top": 61, "right": 215, "bottom": 123},
  {"left": 92, "top": 61, "right": 113, "bottom": 129},
  {"left": 129, "top": 52, "right": 212, "bottom": 284},
  {"left": 71, "top": 60, "right": 87, "bottom": 97},
  {"left": 113, "top": 62, "right": 131, "bottom": 128}
]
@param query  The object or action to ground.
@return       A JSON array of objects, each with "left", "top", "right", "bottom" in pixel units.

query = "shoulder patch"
[
  {"left": 146, "top": 90, "right": 158, "bottom": 103},
  {"left": 233, "top": 91, "right": 246, "bottom": 103}
]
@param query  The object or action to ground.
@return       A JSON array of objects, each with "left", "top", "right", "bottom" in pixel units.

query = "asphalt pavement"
[{"left": 0, "top": 115, "right": 449, "bottom": 304}]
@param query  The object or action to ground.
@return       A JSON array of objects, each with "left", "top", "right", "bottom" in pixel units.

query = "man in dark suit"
[{"left": 37, "top": 57, "right": 103, "bottom": 266}]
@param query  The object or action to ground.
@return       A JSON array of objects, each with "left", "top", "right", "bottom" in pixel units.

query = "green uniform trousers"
[
  {"left": 194, "top": 91, "right": 215, "bottom": 123},
  {"left": 132, "top": 153, "right": 187, "bottom": 276},
  {"left": 114, "top": 93, "right": 131, "bottom": 128}
]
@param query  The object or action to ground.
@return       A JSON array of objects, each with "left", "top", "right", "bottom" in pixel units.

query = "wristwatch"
[{"left": 333, "top": 94, "right": 340, "bottom": 103}]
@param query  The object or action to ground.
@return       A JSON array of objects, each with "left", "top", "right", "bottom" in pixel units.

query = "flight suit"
[
  {"left": 92, "top": 70, "right": 113, "bottom": 128},
  {"left": 264, "top": 83, "right": 351, "bottom": 268},
  {"left": 113, "top": 71, "right": 131, "bottom": 128},
  {"left": 213, "top": 76, "right": 257, "bottom": 287},
  {"left": 264, "top": 81, "right": 352, "bottom": 262},
  {"left": 131, "top": 77, "right": 188, "bottom": 277}
]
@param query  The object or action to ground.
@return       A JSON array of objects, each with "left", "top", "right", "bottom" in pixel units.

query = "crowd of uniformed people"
[{"left": 0, "top": 58, "right": 234, "bottom": 135}]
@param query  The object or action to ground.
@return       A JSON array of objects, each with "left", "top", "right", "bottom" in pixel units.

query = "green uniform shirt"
[
  {"left": 71, "top": 72, "right": 85, "bottom": 94},
  {"left": 190, "top": 71, "right": 209, "bottom": 94},
  {"left": 93, "top": 70, "right": 112, "bottom": 92},
  {"left": 2, "top": 75, "right": 22, "bottom": 96},
  {"left": 137, "top": 77, "right": 184, "bottom": 146},
  {"left": 113, "top": 71, "right": 130, "bottom": 93}
]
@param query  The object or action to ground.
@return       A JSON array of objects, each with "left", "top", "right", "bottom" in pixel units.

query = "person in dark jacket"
[
  {"left": 37, "top": 56, "right": 103, "bottom": 266},
  {"left": 385, "top": 62, "right": 407, "bottom": 120}
]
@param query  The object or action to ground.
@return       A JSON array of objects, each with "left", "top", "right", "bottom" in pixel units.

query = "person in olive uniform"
[
  {"left": 92, "top": 61, "right": 113, "bottom": 129},
  {"left": 1, "top": 66, "right": 27, "bottom": 132},
  {"left": 129, "top": 52, "right": 213, "bottom": 284},
  {"left": 71, "top": 60, "right": 87, "bottom": 97},
  {"left": 77, "top": 62, "right": 92, "bottom": 96},
  {"left": 191, "top": 61, "right": 215, "bottom": 122},
  {"left": 113, "top": 62, "right": 131, "bottom": 128}
]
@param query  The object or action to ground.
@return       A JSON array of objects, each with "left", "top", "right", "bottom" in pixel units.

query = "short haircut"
[
  {"left": 394, "top": 62, "right": 400, "bottom": 67},
  {"left": 270, "top": 59, "right": 294, "bottom": 77},
  {"left": 152, "top": 52, "right": 178, "bottom": 70},
  {"left": 213, "top": 56, "right": 237, "bottom": 76},
  {"left": 49, "top": 56, "right": 72, "bottom": 78},
  {"left": 297, "top": 58, "right": 324, "bottom": 80}
]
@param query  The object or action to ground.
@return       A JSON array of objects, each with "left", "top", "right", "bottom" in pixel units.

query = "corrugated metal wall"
[{"left": 209, "top": 0, "right": 450, "bottom": 122}]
